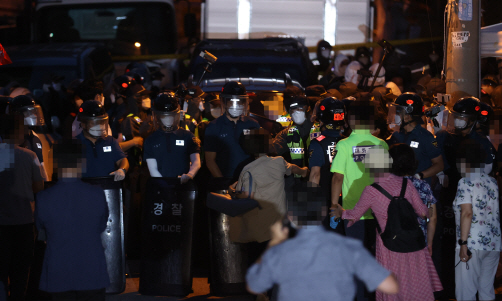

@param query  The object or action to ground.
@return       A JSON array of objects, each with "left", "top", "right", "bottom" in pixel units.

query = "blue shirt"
[
  {"left": 76, "top": 133, "right": 126, "bottom": 178},
  {"left": 308, "top": 130, "right": 342, "bottom": 168},
  {"left": 144, "top": 129, "right": 200, "bottom": 177},
  {"left": 204, "top": 115, "right": 260, "bottom": 178},
  {"left": 246, "top": 226, "right": 390, "bottom": 301},
  {"left": 36, "top": 178, "right": 110, "bottom": 292},
  {"left": 391, "top": 125, "right": 442, "bottom": 181}
]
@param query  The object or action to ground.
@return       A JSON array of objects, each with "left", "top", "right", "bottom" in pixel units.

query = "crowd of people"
[{"left": 0, "top": 44, "right": 501, "bottom": 301}]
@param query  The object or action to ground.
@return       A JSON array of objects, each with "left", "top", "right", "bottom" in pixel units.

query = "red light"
[
  {"left": 475, "top": 106, "right": 480, "bottom": 111},
  {"left": 422, "top": 106, "right": 425, "bottom": 112},
  {"left": 122, "top": 83, "right": 128, "bottom": 88},
  {"left": 125, "top": 69, "right": 130, "bottom": 73},
  {"left": 481, "top": 110, "right": 488, "bottom": 116},
  {"left": 320, "top": 105, "right": 325, "bottom": 111},
  {"left": 406, "top": 99, "right": 413, "bottom": 105},
  {"left": 79, "top": 107, "right": 83, "bottom": 113},
  {"left": 333, "top": 113, "right": 344, "bottom": 121}
]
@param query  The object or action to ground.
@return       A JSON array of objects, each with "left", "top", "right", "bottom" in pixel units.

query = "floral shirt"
[
  {"left": 453, "top": 174, "right": 501, "bottom": 251},
  {"left": 405, "top": 176, "right": 437, "bottom": 244}
]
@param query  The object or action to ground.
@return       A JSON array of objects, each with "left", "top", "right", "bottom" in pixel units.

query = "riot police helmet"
[
  {"left": 446, "top": 97, "right": 480, "bottom": 134},
  {"left": 10, "top": 95, "right": 45, "bottom": 126},
  {"left": 477, "top": 102, "right": 493, "bottom": 134},
  {"left": 317, "top": 97, "right": 346, "bottom": 128},
  {"left": 77, "top": 100, "right": 109, "bottom": 139},
  {"left": 153, "top": 92, "right": 180, "bottom": 132},
  {"left": 220, "top": 81, "right": 248, "bottom": 118},
  {"left": 387, "top": 92, "right": 424, "bottom": 127}
]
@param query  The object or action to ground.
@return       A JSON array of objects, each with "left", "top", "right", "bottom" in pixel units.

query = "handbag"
[{"left": 206, "top": 171, "right": 261, "bottom": 217}]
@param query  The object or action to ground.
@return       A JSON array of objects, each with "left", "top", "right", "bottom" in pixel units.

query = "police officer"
[
  {"left": 275, "top": 85, "right": 303, "bottom": 127},
  {"left": 144, "top": 92, "right": 201, "bottom": 182},
  {"left": 272, "top": 95, "right": 321, "bottom": 175},
  {"left": 204, "top": 81, "right": 260, "bottom": 182},
  {"left": 76, "top": 100, "right": 129, "bottom": 181},
  {"left": 9, "top": 95, "right": 49, "bottom": 181},
  {"left": 388, "top": 93, "right": 444, "bottom": 183},
  {"left": 308, "top": 97, "right": 346, "bottom": 233}
]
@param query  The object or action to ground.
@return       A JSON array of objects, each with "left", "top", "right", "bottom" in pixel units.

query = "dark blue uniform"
[
  {"left": 204, "top": 115, "right": 260, "bottom": 178},
  {"left": 391, "top": 125, "right": 442, "bottom": 183},
  {"left": 20, "top": 131, "right": 44, "bottom": 164},
  {"left": 143, "top": 129, "right": 200, "bottom": 177},
  {"left": 308, "top": 130, "right": 344, "bottom": 234},
  {"left": 76, "top": 133, "right": 126, "bottom": 178}
]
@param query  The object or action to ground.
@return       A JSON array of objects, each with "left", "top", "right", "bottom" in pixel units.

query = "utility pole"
[{"left": 445, "top": 0, "right": 480, "bottom": 102}]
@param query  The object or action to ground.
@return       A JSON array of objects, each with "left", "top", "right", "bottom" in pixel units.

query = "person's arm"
[
  {"left": 205, "top": 151, "right": 223, "bottom": 177},
  {"left": 119, "top": 136, "right": 143, "bottom": 152},
  {"left": 290, "top": 164, "right": 309, "bottom": 178},
  {"left": 271, "top": 130, "right": 289, "bottom": 155},
  {"left": 407, "top": 180, "right": 429, "bottom": 219},
  {"left": 421, "top": 155, "right": 444, "bottom": 179},
  {"left": 32, "top": 157, "right": 44, "bottom": 193},
  {"left": 331, "top": 172, "right": 344, "bottom": 206},
  {"left": 427, "top": 204, "right": 437, "bottom": 255},
  {"left": 181, "top": 153, "right": 201, "bottom": 183},
  {"left": 39, "top": 162, "right": 49, "bottom": 181},
  {"left": 377, "top": 274, "right": 399, "bottom": 295},
  {"left": 459, "top": 203, "right": 473, "bottom": 262},
  {"left": 335, "top": 186, "right": 376, "bottom": 226},
  {"left": 146, "top": 158, "right": 163, "bottom": 177},
  {"left": 309, "top": 166, "right": 321, "bottom": 185},
  {"left": 110, "top": 158, "right": 129, "bottom": 181}
]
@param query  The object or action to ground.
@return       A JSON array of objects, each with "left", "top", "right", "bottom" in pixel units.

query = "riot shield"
[
  {"left": 139, "top": 177, "right": 197, "bottom": 296},
  {"left": 206, "top": 178, "right": 249, "bottom": 296},
  {"left": 82, "top": 177, "right": 125, "bottom": 294}
]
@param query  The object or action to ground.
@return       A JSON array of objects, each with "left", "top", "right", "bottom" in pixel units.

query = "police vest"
[
  {"left": 287, "top": 123, "right": 321, "bottom": 176},
  {"left": 276, "top": 113, "right": 292, "bottom": 127}
]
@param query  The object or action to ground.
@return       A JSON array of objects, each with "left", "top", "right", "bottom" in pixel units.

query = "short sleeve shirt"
[
  {"left": 453, "top": 174, "right": 501, "bottom": 251},
  {"left": 76, "top": 133, "right": 126, "bottom": 178},
  {"left": 246, "top": 226, "right": 390, "bottom": 301},
  {"left": 204, "top": 115, "right": 260, "bottom": 178},
  {"left": 330, "top": 129, "right": 389, "bottom": 219},
  {"left": 391, "top": 125, "right": 441, "bottom": 181},
  {"left": 144, "top": 129, "right": 200, "bottom": 177}
]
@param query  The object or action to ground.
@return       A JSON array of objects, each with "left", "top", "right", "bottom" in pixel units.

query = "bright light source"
[
  {"left": 134, "top": 42, "right": 141, "bottom": 48},
  {"left": 324, "top": 0, "right": 337, "bottom": 46},
  {"left": 49, "top": 33, "right": 54, "bottom": 38},
  {"left": 116, "top": 16, "right": 127, "bottom": 20},
  {"left": 238, "top": 0, "right": 250, "bottom": 39}
]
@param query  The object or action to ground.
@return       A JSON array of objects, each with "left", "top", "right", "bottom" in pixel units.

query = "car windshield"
[{"left": 35, "top": 2, "right": 177, "bottom": 55}]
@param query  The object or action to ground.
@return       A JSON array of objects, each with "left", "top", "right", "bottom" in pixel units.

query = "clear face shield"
[
  {"left": 445, "top": 110, "right": 476, "bottom": 134},
  {"left": 154, "top": 110, "right": 181, "bottom": 132},
  {"left": 224, "top": 95, "right": 248, "bottom": 118},
  {"left": 386, "top": 103, "right": 408, "bottom": 129},
  {"left": 83, "top": 117, "right": 109, "bottom": 139},
  {"left": 22, "top": 105, "right": 45, "bottom": 127}
]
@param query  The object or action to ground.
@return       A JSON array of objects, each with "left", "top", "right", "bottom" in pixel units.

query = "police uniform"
[
  {"left": 76, "top": 132, "right": 126, "bottom": 178},
  {"left": 309, "top": 130, "right": 342, "bottom": 190},
  {"left": 276, "top": 113, "right": 292, "bottom": 127},
  {"left": 391, "top": 124, "right": 442, "bottom": 183},
  {"left": 20, "top": 130, "right": 44, "bottom": 166},
  {"left": 144, "top": 129, "right": 200, "bottom": 177},
  {"left": 204, "top": 115, "right": 260, "bottom": 179}
]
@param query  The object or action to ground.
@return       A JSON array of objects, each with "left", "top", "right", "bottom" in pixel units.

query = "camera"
[
  {"left": 424, "top": 105, "right": 445, "bottom": 118},
  {"left": 199, "top": 50, "right": 217, "bottom": 64}
]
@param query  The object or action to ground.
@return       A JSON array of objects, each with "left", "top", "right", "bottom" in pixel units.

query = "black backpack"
[{"left": 371, "top": 178, "right": 426, "bottom": 253}]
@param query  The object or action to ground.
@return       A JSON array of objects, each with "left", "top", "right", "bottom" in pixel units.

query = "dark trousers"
[
  {"left": 0, "top": 224, "right": 35, "bottom": 301},
  {"left": 51, "top": 288, "right": 106, "bottom": 301},
  {"left": 344, "top": 219, "right": 377, "bottom": 301}
]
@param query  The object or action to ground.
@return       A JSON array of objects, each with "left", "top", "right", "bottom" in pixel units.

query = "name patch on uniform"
[
  {"left": 243, "top": 129, "right": 250, "bottom": 135},
  {"left": 410, "top": 141, "right": 419, "bottom": 148},
  {"left": 36, "top": 143, "right": 42, "bottom": 149},
  {"left": 103, "top": 146, "right": 112, "bottom": 152},
  {"left": 176, "top": 140, "right": 184, "bottom": 146},
  {"left": 432, "top": 141, "right": 438, "bottom": 148},
  {"left": 327, "top": 142, "right": 337, "bottom": 163},
  {"left": 352, "top": 145, "right": 374, "bottom": 162}
]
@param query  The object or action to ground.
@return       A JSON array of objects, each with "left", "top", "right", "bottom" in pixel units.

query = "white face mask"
[
  {"left": 210, "top": 108, "right": 222, "bottom": 118},
  {"left": 394, "top": 115, "right": 402, "bottom": 125},
  {"left": 321, "top": 50, "right": 330, "bottom": 59},
  {"left": 454, "top": 118, "right": 467, "bottom": 128},
  {"left": 228, "top": 107, "right": 244, "bottom": 118},
  {"left": 142, "top": 97, "right": 151, "bottom": 109},
  {"left": 89, "top": 125, "right": 106, "bottom": 137},
  {"left": 161, "top": 116, "right": 175, "bottom": 127},
  {"left": 24, "top": 116, "right": 38, "bottom": 126},
  {"left": 110, "top": 93, "right": 116, "bottom": 104},
  {"left": 291, "top": 111, "right": 306, "bottom": 125}
]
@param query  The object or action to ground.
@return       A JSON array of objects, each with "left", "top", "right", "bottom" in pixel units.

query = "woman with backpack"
[{"left": 331, "top": 145, "right": 442, "bottom": 300}]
